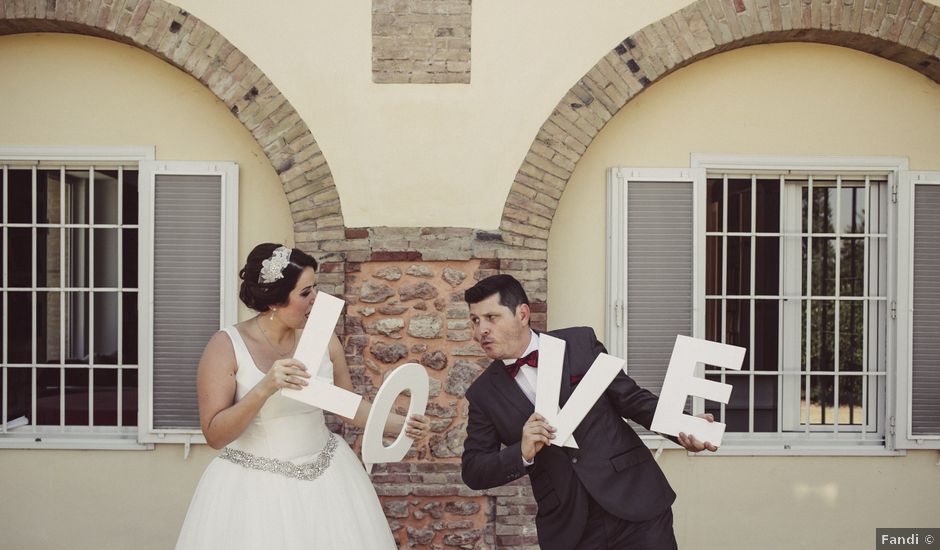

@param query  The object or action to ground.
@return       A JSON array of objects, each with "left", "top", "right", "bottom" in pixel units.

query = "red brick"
[
  {"left": 318, "top": 261, "right": 344, "bottom": 273},
  {"left": 371, "top": 251, "right": 422, "bottom": 261},
  {"left": 528, "top": 302, "right": 547, "bottom": 313}
]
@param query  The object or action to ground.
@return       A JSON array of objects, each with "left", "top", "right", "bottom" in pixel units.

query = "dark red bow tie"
[{"left": 504, "top": 350, "right": 538, "bottom": 378}]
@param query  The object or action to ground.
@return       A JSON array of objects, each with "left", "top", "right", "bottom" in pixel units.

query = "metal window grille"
[
  {"left": 704, "top": 172, "right": 888, "bottom": 439},
  {"left": 0, "top": 165, "right": 139, "bottom": 443}
]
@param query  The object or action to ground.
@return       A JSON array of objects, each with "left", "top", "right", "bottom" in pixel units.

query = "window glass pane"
[
  {"left": 839, "top": 301, "right": 863, "bottom": 372},
  {"left": 727, "top": 178, "right": 751, "bottom": 233},
  {"left": 122, "top": 170, "right": 138, "bottom": 225},
  {"left": 840, "top": 238, "right": 864, "bottom": 296},
  {"left": 8, "top": 228, "right": 32, "bottom": 288},
  {"left": 707, "top": 373, "right": 749, "bottom": 432},
  {"left": 840, "top": 182, "right": 865, "bottom": 234},
  {"left": 869, "top": 180, "right": 887, "bottom": 233},
  {"left": 839, "top": 375, "right": 864, "bottom": 426},
  {"left": 755, "top": 179, "right": 779, "bottom": 233},
  {"left": 122, "top": 292, "right": 138, "bottom": 365},
  {"left": 753, "top": 300, "right": 778, "bottom": 371},
  {"left": 800, "top": 182, "right": 808, "bottom": 234},
  {"left": 65, "top": 291, "right": 89, "bottom": 364},
  {"left": 726, "top": 237, "right": 750, "bottom": 295},
  {"left": 122, "top": 228, "right": 137, "bottom": 287},
  {"left": 37, "top": 291, "right": 61, "bottom": 365},
  {"left": 0, "top": 232, "right": 4, "bottom": 288},
  {"left": 36, "top": 367, "right": 60, "bottom": 425},
  {"left": 8, "top": 169, "right": 31, "bottom": 224},
  {"left": 807, "top": 300, "right": 835, "bottom": 371},
  {"left": 93, "top": 228, "right": 119, "bottom": 287},
  {"left": 93, "top": 170, "right": 119, "bottom": 225},
  {"left": 65, "top": 170, "right": 90, "bottom": 224},
  {"left": 753, "top": 376, "right": 777, "bottom": 432},
  {"left": 64, "top": 367, "right": 88, "bottom": 425},
  {"left": 93, "top": 292, "right": 118, "bottom": 364},
  {"left": 802, "top": 375, "right": 835, "bottom": 425},
  {"left": 93, "top": 368, "right": 118, "bottom": 426},
  {"left": 868, "top": 237, "right": 887, "bottom": 297},
  {"left": 754, "top": 237, "right": 779, "bottom": 295},
  {"left": 705, "top": 299, "right": 721, "bottom": 342},
  {"left": 8, "top": 292, "right": 33, "bottom": 363},
  {"left": 65, "top": 228, "right": 89, "bottom": 288},
  {"left": 6, "top": 367, "right": 31, "bottom": 422},
  {"left": 706, "top": 177, "right": 723, "bottom": 232},
  {"left": 726, "top": 299, "right": 750, "bottom": 366},
  {"left": 37, "top": 227, "right": 61, "bottom": 287},
  {"left": 37, "top": 169, "right": 61, "bottom": 224},
  {"left": 868, "top": 300, "right": 887, "bottom": 373},
  {"left": 706, "top": 236, "right": 722, "bottom": 295},
  {"left": 811, "top": 183, "right": 836, "bottom": 234},
  {"left": 811, "top": 237, "right": 836, "bottom": 297},
  {"left": 122, "top": 368, "right": 137, "bottom": 426}
]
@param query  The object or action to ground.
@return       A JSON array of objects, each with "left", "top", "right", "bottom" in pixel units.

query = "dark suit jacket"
[{"left": 461, "top": 327, "right": 676, "bottom": 550}]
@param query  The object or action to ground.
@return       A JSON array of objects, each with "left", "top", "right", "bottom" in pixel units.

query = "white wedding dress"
[{"left": 176, "top": 327, "right": 397, "bottom": 550}]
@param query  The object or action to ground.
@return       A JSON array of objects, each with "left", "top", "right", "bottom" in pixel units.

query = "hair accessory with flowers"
[{"left": 259, "top": 246, "right": 292, "bottom": 284}]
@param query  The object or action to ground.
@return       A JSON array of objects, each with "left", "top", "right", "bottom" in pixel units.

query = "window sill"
[
  {"left": 641, "top": 435, "right": 903, "bottom": 457},
  {"left": 0, "top": 433, "right": 153, "bottom": 451}
]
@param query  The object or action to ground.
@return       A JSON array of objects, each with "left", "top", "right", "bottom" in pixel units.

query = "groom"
[{"left": 460, "top": 275, "right": 716, "bottom": 550}]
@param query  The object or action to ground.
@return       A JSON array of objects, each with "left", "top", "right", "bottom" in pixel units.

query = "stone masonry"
[
  {"left": 329, "top": 259, "right": 539, "bottom": 548},
  {"left": 372, "top": 0, "right": 471, "bottom": 83}
]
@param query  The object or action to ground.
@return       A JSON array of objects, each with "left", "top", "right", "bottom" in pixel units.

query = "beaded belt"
[{"left": 219, "top": 433, "right": 338, "bottom": 482}]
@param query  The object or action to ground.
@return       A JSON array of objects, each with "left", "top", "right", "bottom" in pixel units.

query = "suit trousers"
[{"left": 574, "top": 495, "right": 678, "bottom": 550}]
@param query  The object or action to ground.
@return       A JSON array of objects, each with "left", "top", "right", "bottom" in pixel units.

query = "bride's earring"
[{"left": 269, "top": 308, "right": 277, "bottom": 321}]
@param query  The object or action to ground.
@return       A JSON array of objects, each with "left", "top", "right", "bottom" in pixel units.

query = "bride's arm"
[
  {"left": 198, "top": 331, "right": 309, "bottom": 449},
  {"left": 329, "top": 334, "right": 429, "bottom": 440}
]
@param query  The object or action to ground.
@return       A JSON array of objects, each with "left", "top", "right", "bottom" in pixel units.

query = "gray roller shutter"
[
  {"left": 911, "top": 182, "right": 940, "bottom": 437},
  {"left": 152, "top": 175, "right": 222, "bottom": 430},
  {"left": 896, "top": 171, "right": 940, "bottom": 449}
]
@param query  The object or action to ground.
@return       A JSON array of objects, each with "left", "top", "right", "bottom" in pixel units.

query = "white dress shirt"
[
  {"left": 503, "top": 329, "right": 539, "bottom": 403},
  {"left": 504, "top": 330, "right": 539, "bottom": 466}
]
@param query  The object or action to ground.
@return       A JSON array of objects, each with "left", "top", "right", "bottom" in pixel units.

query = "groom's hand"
[
  {"left": 678, "top": 413, "right": 719, "bottom": 452},
  {"left": 521, "top": 412, "right": 556, "bottom": 462}
]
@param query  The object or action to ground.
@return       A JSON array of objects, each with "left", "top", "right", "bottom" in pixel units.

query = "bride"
[{"left": 176, "top": 243, "right": 430, "bottom": 549}]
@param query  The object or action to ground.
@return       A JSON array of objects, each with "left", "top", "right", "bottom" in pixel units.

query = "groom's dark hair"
[{"left": 464, "top": 274, "right": 529, "bottom": 314}]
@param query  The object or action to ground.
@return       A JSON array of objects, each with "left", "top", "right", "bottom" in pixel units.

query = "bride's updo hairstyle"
[{"left": 239, "top": 243, "right": 318, "bottom": 312}]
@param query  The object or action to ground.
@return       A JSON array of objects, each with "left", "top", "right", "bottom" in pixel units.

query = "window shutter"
[
  {"left": 138, "top": 162, "right": 238, "bottom": 443},
  {"left": 607, "top": 168, "right": 704, "bottom": 438},
  {"left": 896, "top": 171, "right": 940, "bottom": 449}
]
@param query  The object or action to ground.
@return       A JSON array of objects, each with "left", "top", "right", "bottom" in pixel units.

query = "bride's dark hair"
[{"left": 238, "top": 243, "right": 318, "bottom": 312}]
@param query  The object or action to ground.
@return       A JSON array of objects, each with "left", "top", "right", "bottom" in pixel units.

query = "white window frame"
[
  {"left": 607, "top": 156, "right": 916, "bottom": 456},
  {"left": 0, "top": 146, "right": 154, "bottom": 450},
  {"left": 689, "top": 155, "right": 907, "bottom": 456},
  {"left": 137, "top": 160, "right": 239, "bottom": 448}
]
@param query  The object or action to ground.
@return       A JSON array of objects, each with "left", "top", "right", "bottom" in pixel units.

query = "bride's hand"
[
  {"left": 405, "top": 414, "right": 431, "bottom": 444},
  {"left": 259, "top": 358, "right": 310, "bottom": 397}
]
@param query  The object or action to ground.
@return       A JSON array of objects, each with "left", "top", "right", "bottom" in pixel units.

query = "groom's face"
[{"left": 469, "top": 293, "right": 531, "bottom": 361}]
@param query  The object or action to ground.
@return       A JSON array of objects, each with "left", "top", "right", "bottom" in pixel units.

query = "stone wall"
[
  {"left": 372, "top": 0, "right": 472, "bottom": 84},
  {"left": 325, "top": 258, "right": 538, "bottom": 548}
]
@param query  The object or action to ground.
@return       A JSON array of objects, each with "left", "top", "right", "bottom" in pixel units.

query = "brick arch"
[
  {"left": 502, "top": 0, "right": 940, "bottom": 249},
  {"left": 0, "top": 0, "right": 342, "bottom": 252}
]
